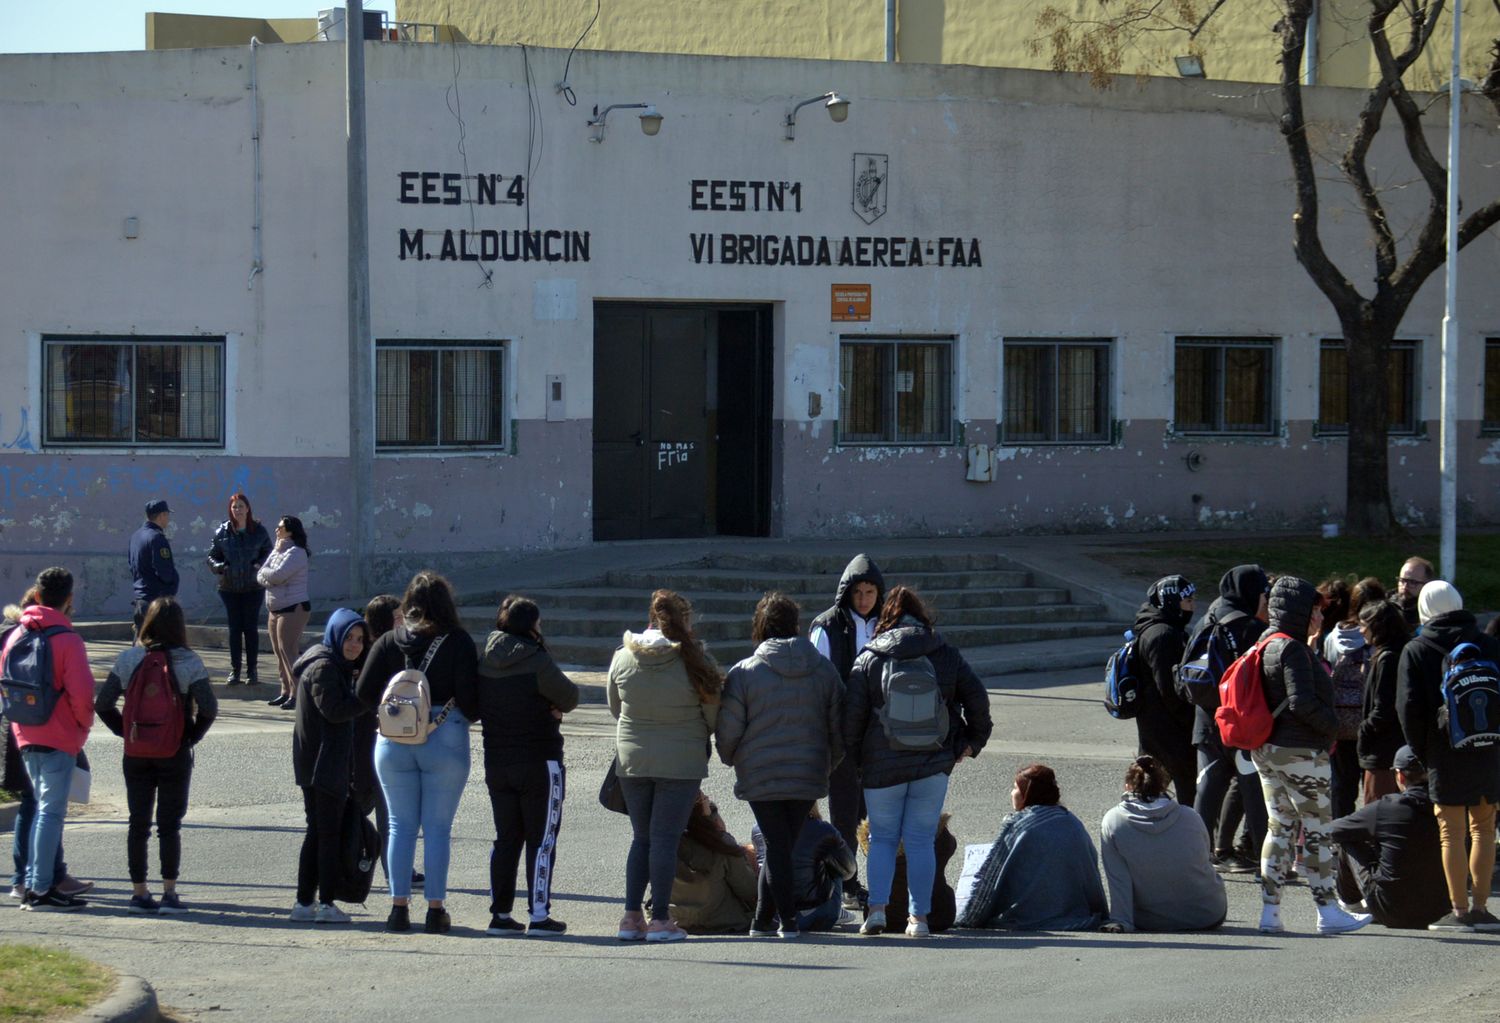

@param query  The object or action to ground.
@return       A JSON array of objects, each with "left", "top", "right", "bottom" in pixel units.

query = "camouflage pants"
[{"left": 1251, "top": 743, "right": 1335, "bottom": 906}]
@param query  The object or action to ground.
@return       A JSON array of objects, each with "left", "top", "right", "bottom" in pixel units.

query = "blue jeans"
[
  {"left": 11, "top": 776, "right": 67, "bottom": 890},
  {"left": 375, "top": 712, "right": 471, "bottom": 902},
  {"left": 797, "top": 879, "right": 844, "bottom": 932},
  {"left": 864, "top": 772, "right": 950, "bottom": 917},
  {"left": 19, "top": 747, "right": 74, "bottom": 895}
]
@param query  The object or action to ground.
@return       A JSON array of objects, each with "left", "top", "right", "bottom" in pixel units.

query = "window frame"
[
  {"left": 41, "top": 334, "right": 227, "bottom": 449},
  {"left": 1171, "top": 336, "right": 1279, "bottom": 437},
  {"left": 1000, "top": 337, "right": 1113, "bottom": 445},
  {"left": 835, "top": 334, "right": 957, "bottom": 446},
  {"left": 1315, "top": 338, "right": 1421, "bottom": 437},
  {"left": 1484, "top": 338, "right": 1500, "bottom": 435},
  {"left": 375, "top": 339, "right": 510, "bottom": 453}
]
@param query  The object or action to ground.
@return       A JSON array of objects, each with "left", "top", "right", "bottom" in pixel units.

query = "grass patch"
[
  {"left": 1097, "top": 532, "right": 1500, "bottom": 612},
  {"left": 0, "top": 790, "right": 17, "bottom": 804},
  {"left": 0, "top": 944, "right": 114, "bottom": 1021}
]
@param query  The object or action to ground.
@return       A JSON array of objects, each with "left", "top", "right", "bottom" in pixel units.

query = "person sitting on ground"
[
  {"left": 856, "top": 813, "right": 957, "bottom": 933},
  {"left": 1328, "top": 746, "right": 1449, "bottom": 930},
  {"left": 95, "top": 597, "right": 218, "bottom": 915},
  {"left": 955, "top": 763, "right": 1106, "bottom": 931},
  {"left": 774, "top": 803, "right": 859, "bottom": 932},
  {"left": 668, "top": 792, "right": 758, "bottom": 934},
  {"left": 1098, "top": 755, "right": 1226, "bottom": 933}
]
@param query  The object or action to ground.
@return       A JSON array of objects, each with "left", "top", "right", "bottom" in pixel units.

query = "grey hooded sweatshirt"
[{"left": 1099, "top": 796, "right": 1227, "bottom": 932}]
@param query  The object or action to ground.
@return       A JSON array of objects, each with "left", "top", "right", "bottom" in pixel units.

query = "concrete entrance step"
[
  {"left": 468, "top": 585, "right": 1080, "bottom": 614},
  {"left": 599, "top": 567, "right": 1035, "bottom": 594}
]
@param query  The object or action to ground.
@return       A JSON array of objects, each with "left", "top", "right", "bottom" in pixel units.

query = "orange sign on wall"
[{"left": 831, "top": 283, "right": 871, "bottom": 322}]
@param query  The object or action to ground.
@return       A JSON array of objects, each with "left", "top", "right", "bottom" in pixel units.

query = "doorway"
[{"left": 592, "top": 303, "right": 773, "bottom": 540}]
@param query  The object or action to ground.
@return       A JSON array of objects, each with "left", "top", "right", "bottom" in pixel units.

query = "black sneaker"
[
  {"left": 1428, "top": 911, "right": 1475, "bottom": 932},
  {"left": 1222, "top": 853, "right": 1259, "bottom": 874},
  {"left": 282, "top": 697, "right": 296, "bottom": 712},
  {"left": 386, "top": 905, "right": 411, "bottom": 932},
  {"left": 21, "top": 888, "right": 88, "bottom": 912},
  {"left": 527, "top": 917, "right": 567, "bottom": 936},
  {"left": 267, "top": 695, "right": 287, "bottom": 707},
  {"left": 224, "top": 672, "right": 242, "bottom": 686},
  {"left": 486, "top": 915, "right": 526, "bottom": 936},
  {"left": 424, "top": 907, "right": 451, "bottom": 934},
  {"left": 128, "top": 893, "right": 160, "bottom": 914},
  {"left": 842, "top": 881, "right": 868, "bottom": 912},
  {"left": 1464, "top": 908, "right": 1500, "bottom": 932},
  {"left": 411, "top": 871, "right": 425, "bottom": 885}
]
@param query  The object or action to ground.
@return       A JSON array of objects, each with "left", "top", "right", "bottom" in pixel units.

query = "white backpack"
[{"left": 377, "top": 635, "right": 451, "bottom": 745}]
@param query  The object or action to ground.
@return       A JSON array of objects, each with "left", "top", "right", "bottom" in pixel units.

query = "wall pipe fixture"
[
  {"left": 784, "top": 92, "right": 850, "bottom": 140},
  {"left": 589, "top": 103, "right": 662, "bottom": 142}
]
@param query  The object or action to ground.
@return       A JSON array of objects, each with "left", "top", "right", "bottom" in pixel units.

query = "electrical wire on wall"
[
  {"left": 520, "top": 45, "right": 544, "bottom": 232},
  {"left": 446, "top": 41, "right": 495, "bottom": 288},
  {"left": 556, "top": 0, "right": 601, "bottom": 107}
]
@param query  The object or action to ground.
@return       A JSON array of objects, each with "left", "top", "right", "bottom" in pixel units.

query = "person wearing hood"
[
  {"left": 716, "top": 591, "right": 844, "bottom": 938},
  {"left": 810, "top": 553, "right": 885, "bottom": 908},
  {"left": 290, "top": 607, "right": 369, "bottom": 924},
  {"left": 1395, "top": 581, "right": 1500, "bottom": 932},
  {"left": 1130, "top": 575, "right": 1198, "bottom": 809},
  {"left": 1251, "top": 575, "right": 1371, "bottom": 935},
  {"left": 96, "top": 597, "right": 217, "bottom": 915},
  {"left": 1354, "top": 598, "right": 1409, "bottom": 804},
  {"left": 608, "top": 589, "right": 722, "bottom": 943},
  {"left": 1098, "top": 755, "right": 1226, "bottom": 933},
  {"left": 1184, "top": 564, "right": 1270, "bottom": 870},
  {"left": 476, "top": 595, "right": 579, "bottom": 937},
  {"left": 1328, "top": 746, "right": 1449, "bottom": 930},
  {"left": 843, "top": 586, "right": 992, "bottom": 937},
  {"left": 4, "top": 567, "right": 96, "bottom": 912},
  {"left": 356, "top": 572, "right": 480, "bottom": 935}
]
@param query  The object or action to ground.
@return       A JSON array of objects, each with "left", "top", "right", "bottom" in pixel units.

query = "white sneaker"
[
  {"left": 1316, "top": 903, "right": 1372, "bottom": 935},
  {"left": 859, "top": 910, "right": 886, "bottom": 936},
  {"left": 290, "top": 902, "right": 317, "bottom": 922},
  {"left": 1258, "top": 904, "right": 1284, "bottom": 934},
  {"left": 314, "top": 903, "right": 351, "bottom": 924},
  {"left": 905, "top": 918, "right": 931, "bottom": 938}
]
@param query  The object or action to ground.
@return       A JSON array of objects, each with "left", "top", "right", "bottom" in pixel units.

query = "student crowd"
[{"left": 4, "top": 497, "right": 1498, "bottom": 941}]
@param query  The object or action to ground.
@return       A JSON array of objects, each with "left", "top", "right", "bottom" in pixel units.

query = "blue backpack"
[
  {"left": 1439, "top": 642, "right": 1500, "bottom": 749},
  {"left": 1104, "top": 630, "right": 1140, "bottom": 719},
  {"left": 0, "top": 624, "right": 70, "bottom": 726},
  {"left": 1174, "top": 612, "right": 1243, "bottom": 711}
]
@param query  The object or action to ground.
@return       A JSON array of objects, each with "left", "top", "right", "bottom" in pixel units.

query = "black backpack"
[
  {"left": 1104, "top": 630, "right": 1140, "bottom": 719},
  {"left": 335, "top": 797, "right": 381, "bottom": 904},
  {"left": 1438, "top": 642, "right": 1500, "bottom": 749},
  {"left": 1174, "top": 612, "right": 1243, "bottom": 711}
]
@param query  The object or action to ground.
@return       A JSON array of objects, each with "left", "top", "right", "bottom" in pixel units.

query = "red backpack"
[
  {"left": 1214, "top": 632, "right": 1292, "bottom": 750},
  {"left": 123, "top": 649, "right": 186, "bottom": 758}
]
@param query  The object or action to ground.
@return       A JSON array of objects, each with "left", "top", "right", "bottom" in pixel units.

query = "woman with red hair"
[{"left": 206, "top": 492, "right": 272, "bottom": 686}]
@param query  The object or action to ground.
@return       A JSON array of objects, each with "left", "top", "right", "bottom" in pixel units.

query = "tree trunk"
[{"left": 1342, "top": 321, "right": 1398, "bottom": 535}]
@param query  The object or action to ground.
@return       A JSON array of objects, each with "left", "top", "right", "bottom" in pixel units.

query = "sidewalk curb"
[{"left": 71, "top": 974, "right": 158, "bottom": 1023}]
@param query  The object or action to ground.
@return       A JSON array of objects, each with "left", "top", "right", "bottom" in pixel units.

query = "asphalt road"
[{"left": 7, "top": 644, "right": 1499, "bottom": 1022}]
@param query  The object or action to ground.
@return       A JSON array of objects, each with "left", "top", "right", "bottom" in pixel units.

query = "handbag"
[{"left": 598, "top": 756, "right": 628, "bottom": 815}]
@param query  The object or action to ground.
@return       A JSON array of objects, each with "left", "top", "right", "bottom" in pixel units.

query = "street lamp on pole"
[{"left": 1438, "top": 0, "right": 1461, "bottom": 584}]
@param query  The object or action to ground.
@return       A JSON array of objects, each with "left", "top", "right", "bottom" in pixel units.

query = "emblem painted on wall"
[{"left": 852, "top": 154, "right": 888, "bottom": 225}]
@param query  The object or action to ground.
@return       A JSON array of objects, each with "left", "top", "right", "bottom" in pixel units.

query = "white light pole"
[{"left": 1438, "top": 0, "right": 1461, "bottom": 584}]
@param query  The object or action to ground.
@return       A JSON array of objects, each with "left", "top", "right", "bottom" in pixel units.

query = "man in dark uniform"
[{"left": 128, "top": 499, "right": 178, "bottom": 638}]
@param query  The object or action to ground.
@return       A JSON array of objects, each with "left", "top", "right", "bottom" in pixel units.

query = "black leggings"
[
  {"left": 297, "top": 786, "right": 345, "bottom": 906},
  {"left": 749, "top": 799, "right": 813, "bottom": 929},
  {"left": 219, "top": 590, "right": 263, "bottom": 677},
  {"left": 124, "top": 749, "right": 193, "bottom": 884},
  {"left": 1195, "top": 742, "right": 1267, "bottom": 856},
  {"left": 827, "top": 758, "right": 864, "bottom": 886},
  {"left": 486, "top": 760, "right": 566, "bottom": 919}
]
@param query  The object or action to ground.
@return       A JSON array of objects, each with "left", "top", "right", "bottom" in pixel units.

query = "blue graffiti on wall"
[
  {"left": 0, "top": 459, "right": 283, "bottom": 516},
  {"left": 0, "top": 409, "right": 35, "bottom": 451}
]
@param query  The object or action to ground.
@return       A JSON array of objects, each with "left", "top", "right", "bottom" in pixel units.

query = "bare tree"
[{"left": 1039, "top": 0, "right": 1500, "bottom": 534}]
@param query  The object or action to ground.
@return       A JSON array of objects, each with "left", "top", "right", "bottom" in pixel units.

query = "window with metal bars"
[
  {"left": 1002, "top": 339, "right": 1111, "bottom": 443},
  {"left": 1484, "top": 340, "right": 1500, "bottom": 434},
  {"left": 1316, "top": 339, "right": 1419, "bottom": 435},
  {"left": 42, "top": 336, "right": 225, "bottom": 447},
  {"left": 837, "top": 337, "right": 954, "bottom": 444},
  {"left": 1173, "top": 337, "right": 1277, "bottom": 435},
  {"left": 376, "top": 342, "right": 507, "bottom": 450}
]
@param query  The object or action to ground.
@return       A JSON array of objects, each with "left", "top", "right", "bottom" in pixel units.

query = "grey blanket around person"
[{"left": 954, "top": 804, "right": 1106, "bottom": 931}]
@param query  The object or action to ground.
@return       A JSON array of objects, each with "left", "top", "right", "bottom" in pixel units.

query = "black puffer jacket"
[
  {"left": 477, "top": 632, "right": 579, "bottom": 769},
  {"left": 1357, "top": 643, "right": 1407, "bottom": 771},
  {"left": 809, "top": 555, "right": 886, "bottom": 683},
  {"left": 1396, "top": 611, "right": 1500, "bottom": 806},
  {"left": 1186, "top": 566, "right": 1268, "bottom": 747},
  {"left": 842, "top": 622, "right": 992, "bottom": 790},
  {"left": 716, "top": 636, "right": 845, "bottom": 801},
  {"left": 1259, "top": 577, "right": 1337, "bottom": 750},
  {"left": 1132, "top": 576, "right": 1196, "bottom": 739}
]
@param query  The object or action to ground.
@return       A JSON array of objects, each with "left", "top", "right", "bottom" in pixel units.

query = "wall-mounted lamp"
[
  {"left": 589, "top": 103, "right": 663, "bottom": 143},
  {"left": 1174, "top": 55, "right": 1206, "bottom": 78},
  {"left": 784, "top": 91, "right": 850, "bottom": 140}
]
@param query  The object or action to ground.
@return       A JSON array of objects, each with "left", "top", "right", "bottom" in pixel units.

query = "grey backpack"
[{"left": 877, "top": 655, "right": 948, "bottom": 751}]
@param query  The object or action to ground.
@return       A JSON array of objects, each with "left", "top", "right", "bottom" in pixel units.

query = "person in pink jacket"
[{"left": 3, "top": 567, "right": 95, "bottom": 911}]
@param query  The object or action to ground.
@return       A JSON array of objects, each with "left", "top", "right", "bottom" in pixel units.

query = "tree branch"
[
  {"left": 1341, "top": 0, "right": 1403, "bottom": 283},
  {"left": 1188, "top": 0, "right": 1233, "bottom": 38}
]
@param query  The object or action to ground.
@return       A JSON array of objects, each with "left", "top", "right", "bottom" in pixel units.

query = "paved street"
[{"left": 8, "top": 642, "right": 1499, "bottom": 1022}]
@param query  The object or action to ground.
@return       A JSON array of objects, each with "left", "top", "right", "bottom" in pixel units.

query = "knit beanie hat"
[{"left": 1417, "top": 580, "right": 1462, "bottom": 625}]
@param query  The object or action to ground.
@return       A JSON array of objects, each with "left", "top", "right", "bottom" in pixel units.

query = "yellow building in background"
[{"left": 146, "top": 1, "right": 1496, "bottom": 92}]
